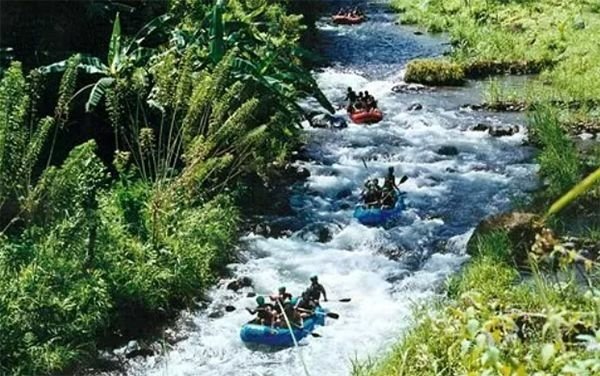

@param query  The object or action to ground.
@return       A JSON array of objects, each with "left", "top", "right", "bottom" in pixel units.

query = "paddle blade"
[
  {"left": 338, "top": 298, "right": 351, "bottom": 302},
  {"left": 225, "top": 305, "right": 236, "bottom": 312},
  {"left": 399, "top": 175, "right": 408, "bottom": 184},
  {"left": 326, "top": 312, "right": 340, "bottom": 319},
  {"left": 310, "top": 332, "right": 322, "bottom": 338}
]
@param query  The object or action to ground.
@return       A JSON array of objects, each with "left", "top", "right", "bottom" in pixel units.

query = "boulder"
[
  {"left": 124, "top": 340, "right": 155, "bottom": 359},
  {"left": 309, "top": 113, "right": 348, "bottom": 129},
  {"left": 391, "top": 82, "right": 430, "bottom": 94},
  {"left": 163, "top": 328, "right": 189, "bottom": 346},
  {"left": 489, "top": 124, "right": 520, "bottom": 137},
  {"left": 471, "top": 123, "right": 491, "bottom": 132},
  {"left": 226, "top": 276, "right": 253, "bottom": 292},
  {"left": 407, "top": 103, "right": 423, "bottom": 111},
  {"left": 296, "top": 222, "right": 340, "bottom": 243},
  {"left": 466, "top": 212, "right": 540, "bottom": 267},
  {"left": 207, "top": 310, "right": 224, "bottom": 319},
  {"left": 436, "top": 145, "right": 459, "bottom": 156}
]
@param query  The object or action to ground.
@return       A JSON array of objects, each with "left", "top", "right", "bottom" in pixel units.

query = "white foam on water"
[{"left": 117, "top": 6, "right": 538, "bottom": 376}]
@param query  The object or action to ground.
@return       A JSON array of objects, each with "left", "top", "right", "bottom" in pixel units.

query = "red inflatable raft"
[
  {"left": 332, "top": 15, "right": 365, "bottom": 25},
  {"left": 349, "top": 109, "right": 384, "bottom": 124}
]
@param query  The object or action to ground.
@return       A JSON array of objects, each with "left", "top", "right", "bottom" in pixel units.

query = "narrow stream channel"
[{"left": 115, "top": 2, "right": 538, "bottom": 375}]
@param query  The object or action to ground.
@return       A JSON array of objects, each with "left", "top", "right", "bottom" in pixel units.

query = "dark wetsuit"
[
  {"left": 345, "top": 91, "right": 358, "bottom": 103},
  {"left": 381, "top": 174, "right": 398, "bottom": 207},
  {"left": 306, "top": 283, "right": 327, "bottom": 302}
]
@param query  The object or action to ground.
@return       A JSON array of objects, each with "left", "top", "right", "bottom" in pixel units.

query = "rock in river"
[{"left": 436, "top": 145, "right": 459, "bottom": 156}]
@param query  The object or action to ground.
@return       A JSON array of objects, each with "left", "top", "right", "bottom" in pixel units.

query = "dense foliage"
[{"left": 0, "top": 0, "right": 331, "bottom": 374}]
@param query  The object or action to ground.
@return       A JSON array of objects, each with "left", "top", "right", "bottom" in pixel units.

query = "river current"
[{"left": 114, "top": 2, "right": 538, "bottom": 375}]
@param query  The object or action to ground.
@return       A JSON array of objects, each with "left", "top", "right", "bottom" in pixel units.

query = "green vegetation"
[
  {"left": 394, "top": 0, "right": 600, "bottom": 130},
  {"left": 354, "top": 229, "right": 600, "bottom": 375},
  {"left": 404, "top": 59, "right": 464, "bottom": 86},
  {"left": 0, "top": 1, "right": 331, "bottom": 374}
]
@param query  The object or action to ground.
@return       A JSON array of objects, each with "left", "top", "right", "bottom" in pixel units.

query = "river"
[{"left": 111, "top": 1, "right": 538, "bottom": 375}]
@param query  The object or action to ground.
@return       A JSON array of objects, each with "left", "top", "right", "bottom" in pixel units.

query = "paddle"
[
  {"left": 361, "top": 157, "right": 370, "bottom": 172},
  {"left": 227, "top": 297, "right": 350, "bottom": 314},
  {"left": 296, "top": 307, "right": 340, "bottom": 320}
]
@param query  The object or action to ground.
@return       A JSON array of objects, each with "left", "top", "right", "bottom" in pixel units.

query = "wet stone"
[
  {"left": 226, "top": 276, "right": 253, "bottom": 292},
  {"left": 407, "top": 103, "right": 423, "bottom": 111},
  {"left": 489, "top": 124, "right": 519, "bottom": 137},
  {"left": 208, "top": 310, "right": 224, "bottom": 319},
  {"left": 437, "top": 145, "right": 459, "bottom": 156},
  {"left": 471, "top": 123, "right": 491, "bottom": 132}
]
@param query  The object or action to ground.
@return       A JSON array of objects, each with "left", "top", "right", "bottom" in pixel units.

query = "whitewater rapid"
[{"left": 113, "top": 3, "right": 538, "bottom": 376}]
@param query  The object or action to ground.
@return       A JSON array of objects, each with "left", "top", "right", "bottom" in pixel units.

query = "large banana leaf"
[
  {"left": 86, "top": 77, "right": 115, "bottom": 112},
  {"left": 210, "top": 0, "right": 226, "bottom": 63},
  {"left": 39, "top": 55, "right": 107, "bottom": 75},
  {"left": 108, "top": 12, "right": 122, "bottom": 74},
  {"left": 127, "top": 13, "right": 174, "bottom": 54}
]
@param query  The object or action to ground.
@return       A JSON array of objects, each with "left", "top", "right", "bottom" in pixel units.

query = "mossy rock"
[
  {"left": 404, "top": 59, "right": 465, "bottom": 86},
  {"left": 467, "top": 211, "right": 541, "bottom": 267}
]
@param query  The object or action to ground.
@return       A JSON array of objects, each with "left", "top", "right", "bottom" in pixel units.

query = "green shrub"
[
  {"left": 528, "top": 105, "right": 582, "bottom": 198},
  {"left": 404, "top": 59, "right": 465, "bottom": 86}
]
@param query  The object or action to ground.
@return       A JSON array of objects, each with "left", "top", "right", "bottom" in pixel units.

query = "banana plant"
[
  {"left": 231, "top": 47, "right": 335, "bottom": 115},
  {"left": 39, "top": 12, "right": 172, "bottom": 112}
]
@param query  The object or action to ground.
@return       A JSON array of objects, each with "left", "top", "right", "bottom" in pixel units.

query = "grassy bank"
[
  {"left": 395, "top": 0, "right": 600, "bottom": 130},
  {"left": 0, "top": 0, "right": 331, "bottom": 374},
  {"left": 354, "top": 230, "right": 600, "bottom": 375}
]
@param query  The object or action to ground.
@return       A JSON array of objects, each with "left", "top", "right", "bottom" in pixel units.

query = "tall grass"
[
  {"left": 353, "top": 230, "right": 600, "bottom": 376},
  {"left": 528, "top": 105, "right": 582, "bottom": 198}
]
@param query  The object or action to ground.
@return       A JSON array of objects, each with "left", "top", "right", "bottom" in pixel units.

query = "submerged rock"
[
  {"left": 309, "top": 113, "right": 348, "bottom": 129},
  {"left": 471, "top": 123, "right": 491, "bottom": 132},
  {"left": 124, "top": 340, "right": 155, "bottom": 359},
  {"left": 407, "top": 103, "right": 423, "bottom": 111},
  {"left": 226, "top": 276, "right": 253, "bottom": 292},
  {"left": 296, "top": 222, "right": 341, "bottom": 243},
  {"left": 391, "top": 82, "right": 431, "bottom": 94},
  {"left": 436, "top": 145, "right": 459, "bottom": 156},
  {"left": 207, "top": 310, "right": 225, "bottom": 319},
  {"left": 488, "top": 124, "right": 520, "bottom": 137}
]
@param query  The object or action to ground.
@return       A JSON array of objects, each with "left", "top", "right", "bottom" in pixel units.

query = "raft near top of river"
[
  {"left": 332, "top": 15, "right": 365, "bottom": 25},
  {"left": 240, "top": 307, "right": 326, "bottom": 347},
  {"left": 349, "top": 108, "right": 384, "bottom": 124}
]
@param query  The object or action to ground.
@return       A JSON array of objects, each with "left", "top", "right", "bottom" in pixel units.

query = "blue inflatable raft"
[
  {"left": 240, "top": 307, "right": 326, "bottom": 347},
  {"left": 353, "top": 196, "right": 404, "bottom": 226}
]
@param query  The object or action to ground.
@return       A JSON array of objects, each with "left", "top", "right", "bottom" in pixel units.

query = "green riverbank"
[
  {"left": 353, "top": 1, "right": 600, "bottom": 375},
  {"left": 398, "top": 0, "right": 600, "bottom": 134}
]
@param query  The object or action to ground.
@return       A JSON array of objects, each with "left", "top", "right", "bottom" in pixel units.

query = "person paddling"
[
  {"left": 246, "top": 296, "right": 275, "bottom": 326},
  {"left": 306, "top": 275, "right": 327, "bottom": 304},
  {"left": 270, "top": 286, "right": 292, "bottom": 312},
  {"left": 345, "top": 87, "right": 358, "bottom": 111},
  {"left": 381, "top": 167, "right": 407, "bottom": 208},
  {"left": 361, "top": 179, "right": 381, "bottom": 208}
]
